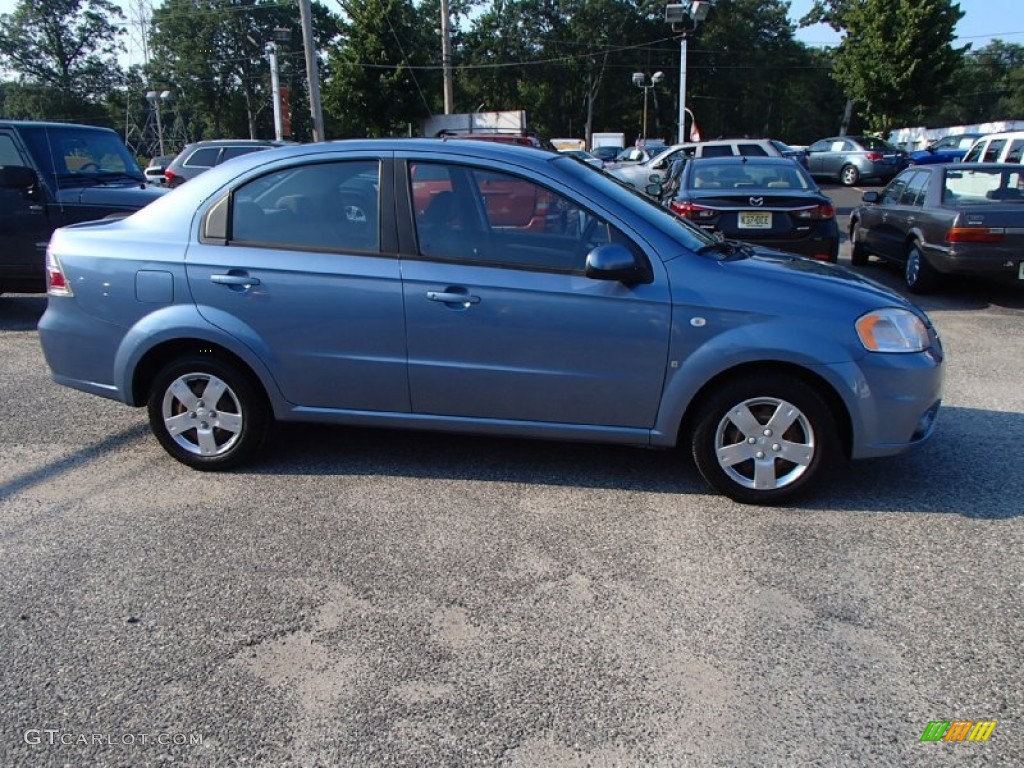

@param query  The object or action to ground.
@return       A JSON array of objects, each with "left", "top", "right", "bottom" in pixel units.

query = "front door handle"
[
  {"left": 211, "top": 273, "right": 260, "bottom": 287},
  {"left": 427, "top": 291, "right": 480, "bottom": 305}
]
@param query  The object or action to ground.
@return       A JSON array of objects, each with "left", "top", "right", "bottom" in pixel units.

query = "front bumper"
[{"left": 838, "top": 343, "right": 944, "bottom": 460}]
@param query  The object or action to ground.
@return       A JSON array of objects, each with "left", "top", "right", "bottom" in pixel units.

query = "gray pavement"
[{"left": 1, "top": 232, "right": 1022, "bottom": 766}]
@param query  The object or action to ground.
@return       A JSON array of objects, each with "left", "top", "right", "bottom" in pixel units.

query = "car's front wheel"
[
  {"left": 690, "top": 374, "right": 839, "bottom": 505},
  {"left": 904, "top": 241, "right": 939, "bottom": 294},
  {"left": 147, "top": 355, "right": 270, "bottom": 470}
]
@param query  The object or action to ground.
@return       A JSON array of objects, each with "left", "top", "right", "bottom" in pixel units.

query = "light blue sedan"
[{"left": 39, "top": 139, "right": 943, "bottom": 504}]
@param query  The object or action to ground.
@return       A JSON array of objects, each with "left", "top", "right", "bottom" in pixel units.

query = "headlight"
[{"left": 855, "top": 308, "right": 929, "bottom": 353}]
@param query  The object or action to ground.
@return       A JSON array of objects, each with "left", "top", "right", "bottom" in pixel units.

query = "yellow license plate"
[{"left": 739, "top": 211, "right": 772, "bottom": 229}]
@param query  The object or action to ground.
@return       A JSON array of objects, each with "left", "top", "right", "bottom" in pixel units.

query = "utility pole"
[
  {"left": 298, "top": 0, "right": 325, "bottom": 141},
  {"left": 440, "top": 0, "right": 454, "bottom": 114}
]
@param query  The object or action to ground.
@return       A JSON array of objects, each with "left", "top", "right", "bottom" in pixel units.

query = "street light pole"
[
  {"left": 678, "top": 35, "right": 688, "bottom": 144},
  {"left": 666, "top": 2, "right": 713, "bottom": 144},
  {"left": 632, "top": 71, "right": 664, "bottom": 143}
]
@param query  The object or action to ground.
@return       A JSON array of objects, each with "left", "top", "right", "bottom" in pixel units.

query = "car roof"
[
  {"left": 943, "top": 161, "right": 1024, "bottom": 171},
  {"left": 165, "top": 138, "right": 562, "bottom": 185},
  {"left": 689, "top": 156, "right": 796, "bottom": 165},
  {"left": 0, "top": 120, "right": 117, "bottom": 132}
]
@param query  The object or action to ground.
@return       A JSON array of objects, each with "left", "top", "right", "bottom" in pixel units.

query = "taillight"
[
  {"left": 46, "top": 248, "right": 73, "bottom": 297},
  {"left": 164, "top": 169, "right": 180, "bottom": 185},
  {"left": 670, "top": 200, "right": 718, "bottom": 220},
  {"left": 947, "top": 226, "right": 1005, "bottom": 243},
  {"left": 865, "top": 152, "right": 883, "bottom": 162},
  {"left": 794, "top": 204, "right": 835, "bottom": 220}
]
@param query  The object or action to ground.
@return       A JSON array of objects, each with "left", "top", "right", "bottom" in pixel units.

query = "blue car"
[
  {"left": 907, "top": 133, "right": 983, "bottom": 166},
  {"left": 39, "top": 139, "right": 943, "bottom": 504}
]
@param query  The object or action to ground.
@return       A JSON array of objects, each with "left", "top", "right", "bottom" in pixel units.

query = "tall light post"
[
  {"left": 666, "top": 1, "right": 713, "bottom": 144},
  {"left": 145, "top": 89, "right": 171, "bottom": 156},
  {"left": 631, "top": 71, "right": 664, "bottom": 143}
]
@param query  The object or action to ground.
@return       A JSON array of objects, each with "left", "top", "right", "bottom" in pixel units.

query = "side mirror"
[
  {"left": 648, "top": 173, "right": 662, "bottom": 184},
  {"left": 585, "top": 243, "right": 649, "bottom": 284},
  {"left": 862, "top": 190, "right": 880, "bottom": 204},
  {"left": 644, "top": 183, "right": 662, "bottom": 198},
  {"left": 0, "top": 165, "right": 38, "bottom": 190}
]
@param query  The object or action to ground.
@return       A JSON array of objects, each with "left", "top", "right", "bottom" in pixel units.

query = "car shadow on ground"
[
  {"left": 256, "top": 404, "right": 1023, "bottom": 518},
  {"left": 0, "top": 295, "right": 47, "bottom": 330}
]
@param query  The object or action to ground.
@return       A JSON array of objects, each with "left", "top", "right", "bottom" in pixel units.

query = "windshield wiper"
[
  {"left": 697, "top": 239, "right": 755, "bottom": 260},
  {"left": 54, "top": 172, "right": 101, "bottom": 186},
  {"left": 93, "top": 171, "right": 146, "bottom": 184}
]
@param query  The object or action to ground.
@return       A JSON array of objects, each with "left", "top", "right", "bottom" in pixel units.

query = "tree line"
[{"left": 1, "top": 0, "right": 1022, "bottom": 157}]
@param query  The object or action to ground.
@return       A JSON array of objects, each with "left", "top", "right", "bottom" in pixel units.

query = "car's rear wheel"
[
  {"left": 849, "top": 220, "right": 869, "bottom": 266},
  {"left": 904, "top": 241, "right": 939, "bottom": 294},
  {"left": 690, "top": 374, "right": 839, "bottom": 505},
  {"left": 147, "top": 355, "right": 269, "bottom": 470},
  {"left": 840, "top": 164, "right": 861, "bottom": 186}
]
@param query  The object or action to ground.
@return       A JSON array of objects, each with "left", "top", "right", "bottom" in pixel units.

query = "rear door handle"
[
  {"left": 427, "top": 291, "right": 480, "bottom": 305},
  {"left": 211, "top": 273, "right": 260, "bottom": 287}
]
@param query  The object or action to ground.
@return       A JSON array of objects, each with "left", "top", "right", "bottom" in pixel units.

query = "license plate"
[{"left": 739, "top": 211, "right": 772, "bottom": 229}]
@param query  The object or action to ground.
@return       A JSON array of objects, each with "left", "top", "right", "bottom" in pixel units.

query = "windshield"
[
  {"left": 20, "top": 125, "right": 145, "bottom": 185},
  {"left": 556, "top": 155, "right": 714, "bottom": 251}
]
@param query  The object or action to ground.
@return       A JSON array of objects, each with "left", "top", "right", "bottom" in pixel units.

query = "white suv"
[
  {"left": 610, "top": 139, "right": 790, "bottom": 189},
  {"left": 962, "top": 131, "right": 1024, "bottom": 164}
]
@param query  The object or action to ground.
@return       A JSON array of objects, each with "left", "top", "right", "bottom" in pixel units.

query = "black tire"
[
  {"left": 147, "top": 355, "right": 270, "bottom": 470},
  {"left": 840, "top": 164, "right": 860, "bottom": 186},
  {"left": 849, "top": 220, "right": 869, "bottom": 266},
  {"left": 690, "top": 374, "right": 840, "bottom": 505},
  {"left": 904, "top": 241, "right": 939, "bottom": 294}
]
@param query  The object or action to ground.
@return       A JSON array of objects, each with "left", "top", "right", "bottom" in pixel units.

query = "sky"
[
  {"left": 0, "top": 0, "right": 1019, "bottom": 66},
  {"left": 789, "top": 0, "right": 1022, "bottom": 49}
]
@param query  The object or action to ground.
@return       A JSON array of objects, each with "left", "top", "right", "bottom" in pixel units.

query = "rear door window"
[
  {"left": 221, "top": 146, "right": 270, "bottom": 163},
  {"left": 184, "top": 147, "right": 220, "bottom": 168},
  {"left": 982, "top": 139, "right": 1006, "bottom": 163},
  {"left": 229, "top": 160, "right": 380, "bottom": 252}
]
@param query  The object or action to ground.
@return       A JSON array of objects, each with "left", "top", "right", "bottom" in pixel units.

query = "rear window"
[{"left": 944, "top": 167, "right": 1024, "bottom": 203}]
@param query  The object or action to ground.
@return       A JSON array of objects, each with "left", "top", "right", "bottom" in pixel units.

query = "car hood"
[
  {"left": 679, "top": 245, "right": 924, "bottom": 319},
  {"left": 55, "top": 182, "right": 169, "bottom": 206}
]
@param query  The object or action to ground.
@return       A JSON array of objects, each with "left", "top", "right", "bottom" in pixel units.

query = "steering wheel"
[{"left": 76, "top": 162, "right": 99, "bottom": 172}]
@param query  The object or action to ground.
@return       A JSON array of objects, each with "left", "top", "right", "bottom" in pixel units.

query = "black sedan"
[
  {"left": 848, "top": 163, "right": 1024, "bottom": 293},
  {"left": 665, "top": 157, "right": 839, "bottom": 262}
]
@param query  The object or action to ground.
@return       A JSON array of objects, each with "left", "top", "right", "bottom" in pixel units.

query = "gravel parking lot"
[{"left": 1, "top": 208, "right": 1022, "bottom": 765}]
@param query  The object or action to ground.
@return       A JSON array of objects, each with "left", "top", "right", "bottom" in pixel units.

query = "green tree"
[
  {"left": 0, "top": 0, "right": 126, "bottom": 122},
  {"left": 323, "top": 0, "right": 436, "bottom": 137},
  {"left": 802, "top": 0, "right": 965, "bottom": 133},
  {"left": 148, "top": 0, "right": 337, "bottom": 142}
]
